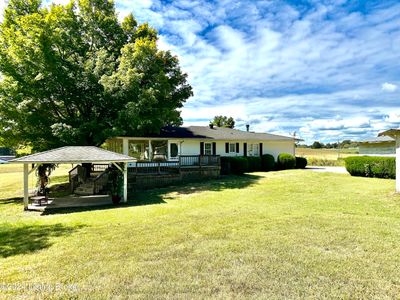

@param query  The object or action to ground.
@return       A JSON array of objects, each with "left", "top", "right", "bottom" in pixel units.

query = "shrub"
[
  {"left": 261, "top": 154, "right": 275, "bottom": 171},
  {"left": 277, "top": 153, "right": 296, "bottom": 170},
  {"left": 229, "top": 157, "right": 249, "bottom": 175},
  {"left": 295, "top": 156, "right": 307, "bottom": 169},
  {"left": 220, "top": 157, "right": 232, "bottom": 175},
  {"left": 345, "top": 156, "right": 395, "bottom": 179},
  {"left": 247, "top": 157, "right": 262, "bottom": 172}
]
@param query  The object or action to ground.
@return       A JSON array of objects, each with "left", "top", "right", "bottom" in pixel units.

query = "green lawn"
[
  {"left": 1, "top": 170, "right": 400, "bottom": 299},
  {"left": 0, "top": 164, "right": 73, "bottom": 200}
]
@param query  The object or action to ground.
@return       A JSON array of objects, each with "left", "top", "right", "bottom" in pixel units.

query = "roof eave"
[
  {"left": 379, "top": 129, "right": 400, "bottom": 138},
  {"left": 10, "top": 159, "right": 135, "bottom": 164}
]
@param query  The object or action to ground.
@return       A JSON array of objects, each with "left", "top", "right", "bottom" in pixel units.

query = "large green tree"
[
  {"left": 0, "top": 0, "right": 192, "bottom": 151},
  {"left": 211, "top": 115, "right": 235, "bottom": 129}
]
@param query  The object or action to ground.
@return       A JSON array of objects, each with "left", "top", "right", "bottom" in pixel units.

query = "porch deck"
[{"left": 27, "top": 194, "right": 111, "bottom": 211}]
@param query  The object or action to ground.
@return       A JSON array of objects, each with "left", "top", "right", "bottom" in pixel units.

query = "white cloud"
[
  {"left": 1, "top": 0, "right": 400, "bottom": 143},
  {"left": 381, "top": 82, "right": 398, "bottom": 92},
  {"left": 0, "top": 0, "right": 8, "bottom": 22}
]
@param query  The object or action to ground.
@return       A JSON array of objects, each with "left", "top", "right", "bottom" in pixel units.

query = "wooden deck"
[{"left": 27, "top": 194, "right": 111, "bottom": 211}]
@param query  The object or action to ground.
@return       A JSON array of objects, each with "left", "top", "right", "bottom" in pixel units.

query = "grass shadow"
[
  {"left": 0, "top": 223, "right": 84, "bottom": 258},
  {"left": 171, "top": 174, "right": 262, "bottom": 195},
  {"left": 39, "top": 200, "right": 166, "bottom": 216},
  {"left": 0, "top": 197, "right": 22, "bottom": 205},
  {"left": 134, "top": 174, "right": 262, "bottom": 203},
  {"left": 40, "top": 174, "right": 262, "bottom": 215}
]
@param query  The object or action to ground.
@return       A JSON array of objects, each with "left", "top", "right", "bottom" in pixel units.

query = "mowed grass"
[
  {"left": 0, "top": 164, "right": 73, "bottom": 200},
  {"left": 295, "top": 148, "right": 357, "bottom": 160},
  {"left": 295, "top": 148, "right": 358, "bottom": 166},
  {"left": 1, "top": 171, "right": 400, "bottom": 299}
]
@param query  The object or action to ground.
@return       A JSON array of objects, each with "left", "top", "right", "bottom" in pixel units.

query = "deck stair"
[
  {"left": 71, "top": 167, "right": 110, "bottom": 195},
  {"left": 74, "top": 177, "right": 97, "bottom": 195}
]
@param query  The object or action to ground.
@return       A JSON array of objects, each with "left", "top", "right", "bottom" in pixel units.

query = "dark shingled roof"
[
  {"left": 360, "top": 136, "right": 395, "bottom": 144},
  {"left": 143, "top": 126, "right": 299, "bottom": 141}
]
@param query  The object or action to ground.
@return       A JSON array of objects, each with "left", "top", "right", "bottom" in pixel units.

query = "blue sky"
[{"left": 2, "top": 0, "right": 400, "bottom": 143}]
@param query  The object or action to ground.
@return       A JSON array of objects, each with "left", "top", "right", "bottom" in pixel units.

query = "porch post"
[
  {"left": 123, "top": 162, "right": 128, "bottom": 203},
  {"left": 123, "top": 138, "right": 129, "bottom": 156},
  {"left": 23, "top": 163, "right": 29, "bottom": 210},
  {"left": 148, "top": 140, "right": 153, "bottom": 161}
]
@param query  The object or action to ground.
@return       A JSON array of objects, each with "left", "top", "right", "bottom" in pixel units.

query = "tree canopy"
[
  {"left": 211, "top": 116, "right": 235, "bottom": 129},
  {"left": 0, "top": 0, "right": 193, "bottom": 151}
]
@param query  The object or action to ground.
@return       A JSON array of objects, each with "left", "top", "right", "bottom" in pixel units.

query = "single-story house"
[
  {"left": 358, "top": 136, "right": 396, "bottom": 156},
  {"left": 105, "top": 125, "right": 299, "bottom": 162}
]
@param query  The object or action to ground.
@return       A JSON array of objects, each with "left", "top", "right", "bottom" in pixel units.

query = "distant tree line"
[
  {"left": 211, "top": 116, "right": 235, "bottom": 128},
  {"left": 298, "top": 140, "right": 359, "bottom": 149},
  {"left": 0, "top": 147, "right": 15, "bottom": 156}
]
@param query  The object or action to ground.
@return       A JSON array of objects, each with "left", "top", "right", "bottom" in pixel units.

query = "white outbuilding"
[{"left": 379, "top": 129, "right": 400, "bottom": 192}]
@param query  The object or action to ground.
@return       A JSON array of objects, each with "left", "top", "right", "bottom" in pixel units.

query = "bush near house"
[
  {"left": 247, "top": 157, "right": 262, "bottom": 172},
  {"left": 261, "top": 154, "right": 275, "bottom": 171},
  {"left": 277, "top": 153, "right": 296, "bottom": 170},
  {"left": 295, "top": 157, "right": 308, "bottom": 169},
  {"left": 229, "top": 157, "right": 249, "bottom": 175},
  {"left": 345, "top": 156, "right": 395, "bottom": 179},
  {"left": 222, "top": 154, "right": 306, "bottom": 174}
]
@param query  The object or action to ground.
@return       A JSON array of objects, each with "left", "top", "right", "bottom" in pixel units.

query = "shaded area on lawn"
[
  {"left": 41, "top": 174, "right": 262, "bottom": 215},
  {"left": 0, "top": 197, "right": 22, "bottom": 205},
  {"left": 0, "top": 223, "right": 84, "bottom": 258}
]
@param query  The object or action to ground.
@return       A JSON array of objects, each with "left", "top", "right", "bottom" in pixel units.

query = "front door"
[{"left": 168, "top": 141, "right": 180, "bottom": 160}]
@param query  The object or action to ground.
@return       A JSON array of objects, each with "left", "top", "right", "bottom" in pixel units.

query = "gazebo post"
[
  {"left": 123, "top": 162, "right": 128, "bottom": 203},
  {"left": 23, "top": 163, "right": 29, "bottom": 210}
]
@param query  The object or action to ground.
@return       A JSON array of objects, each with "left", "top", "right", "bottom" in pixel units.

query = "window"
[
  {"left": 128, "top": 140, "right": 147, "bottom": 160},
  {"left": 229, "top": 143, "right": 236, "bottom": 153},
  {"left": 253, "top": 143, "right": 259, "bottom": 156},
  {"left": 151, "top": 140, "right": 168, "bottom": 161},
  {"left": 204, "top": 143, "right": 212, "bottom": 155},
  {"left": 248, "top": 143, "right": 259, "bottom": 156}
]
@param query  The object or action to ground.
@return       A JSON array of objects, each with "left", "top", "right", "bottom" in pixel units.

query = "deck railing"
[
  {"left": 128, "top": 161, "right": 180, "bottom": 175},
  {"left": 69, "top": 165, "right": 85, "bottom": 192},
  {"left": 91, "top": 164, "right": 110, "bottom": 172},
  {"left": 128, "top": 155, "right": 220, "bottom": 175},
  {"left": 179, "top": 155, "right": 220, "bottom": 167},
  {"left": 93, "top": 171, "right": 109, "bottom": 194}
]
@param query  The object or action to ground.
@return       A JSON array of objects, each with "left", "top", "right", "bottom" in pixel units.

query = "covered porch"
[
  {"left": 10, "top": 146, "right": 134, "bottom": 210},
  {"left": 106, "top": 137, "right": 182, "bottom": 162}
]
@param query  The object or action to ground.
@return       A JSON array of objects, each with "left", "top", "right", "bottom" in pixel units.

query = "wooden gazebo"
[{"left": 10, "top": 146, "right": 134, "bottom": 210}]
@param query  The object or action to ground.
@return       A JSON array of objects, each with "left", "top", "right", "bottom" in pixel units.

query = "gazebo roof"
[{"left": 10, "top": 146, "right": 134, "bottom": 164}]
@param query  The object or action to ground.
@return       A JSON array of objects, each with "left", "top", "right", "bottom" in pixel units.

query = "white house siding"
[
  {"left": 359, "top": 142, "right": 396, "bottom": 156},
  {"left": 115, "top": 138, "right": 296, "bottom": 161},
  {"left": 180, "top": 140, "right": 243, "bottom": 157},
  {"left": 180, "top": 139, "right": 295, "bottom": 160},
  {"left": 262, "top": 140, "right": 295, "bottom": 160}
]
